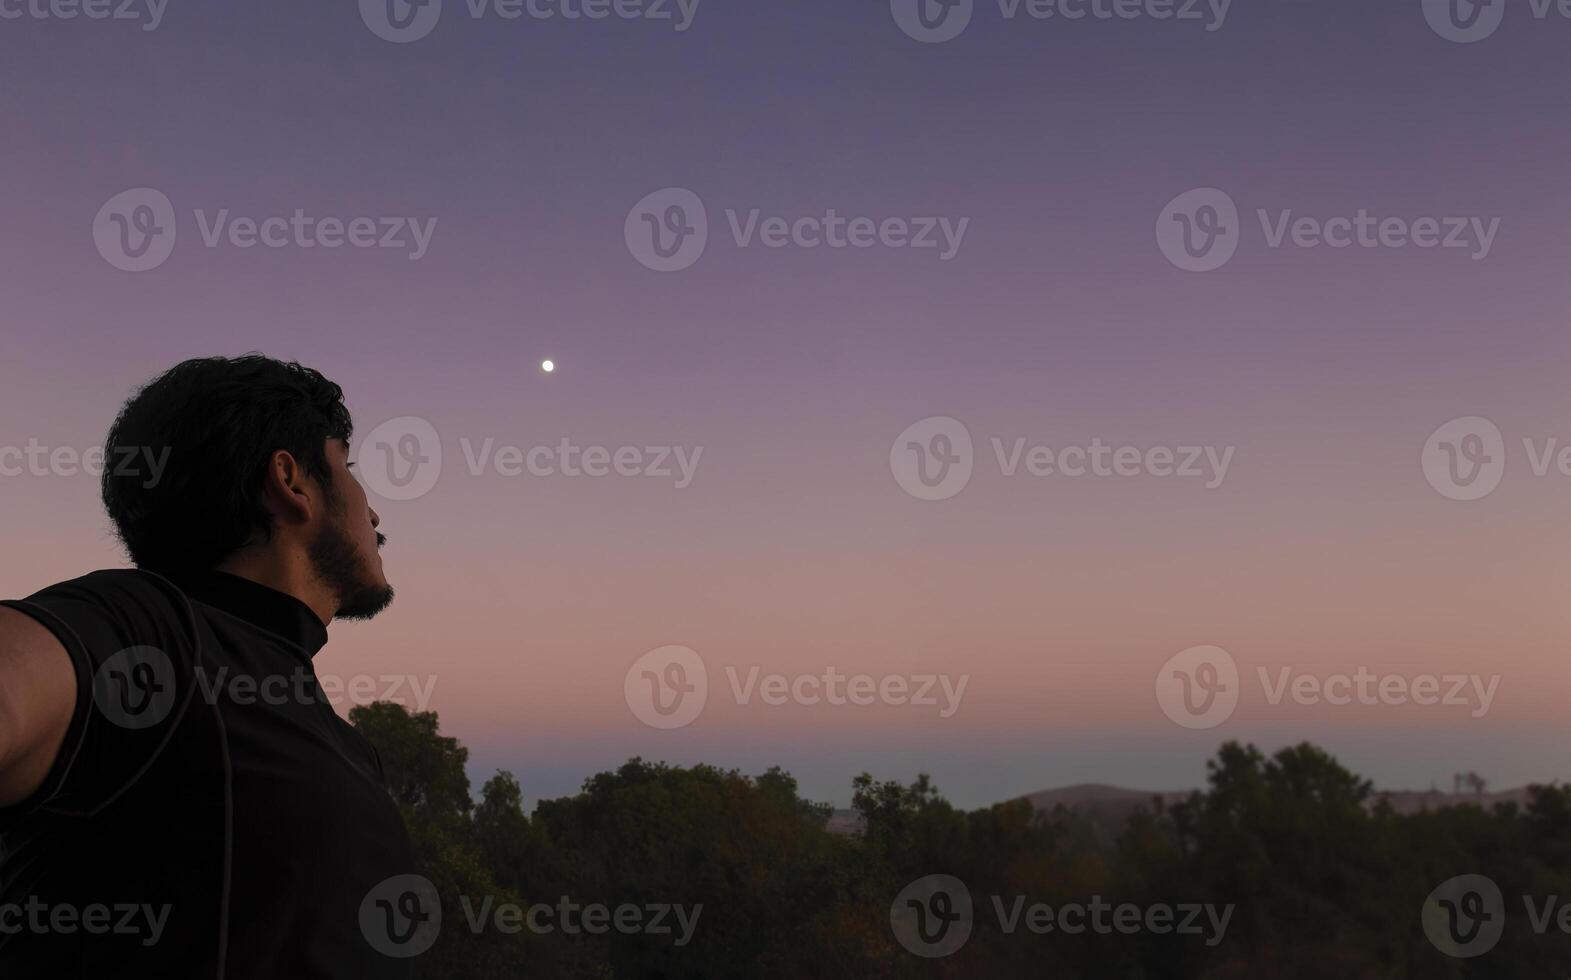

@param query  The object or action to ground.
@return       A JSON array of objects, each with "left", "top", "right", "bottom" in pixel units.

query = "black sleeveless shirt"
[{"left": 0, "top": 569, "right": 418, "bottom": 979}]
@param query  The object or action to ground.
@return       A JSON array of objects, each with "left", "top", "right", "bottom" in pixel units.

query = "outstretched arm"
[{"left": 0, "top": 607, "right": 77, "bottom": 808}]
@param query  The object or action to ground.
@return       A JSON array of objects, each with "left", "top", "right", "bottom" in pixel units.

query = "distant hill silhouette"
[
  {"left": 1025, "top": 781, "right": 1541, "bottom": 817},
  {"left": 1023, "top": 782, "right": 1542, "bottom": 819},
  {"left": 1023, "top": 782, "right": 1190, "bottom": 819},
  {"left": 1367, "top": 785, "right": 1534, "bottom": 815},
  {"left": 824, "top": 781, "right": 1548, "bottom": 836}
]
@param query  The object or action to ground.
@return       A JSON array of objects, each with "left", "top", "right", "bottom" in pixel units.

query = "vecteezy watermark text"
[
  {"left": 890, "top": 416, "right": 1234, "bottom": 501},
  {"left": 1156, "top": 188, "right": 1501, "bottom": 272},
  {"left": 93, "top": 188, "right": 437, "bottom": 272},
  {"left": 90, "top": 647, "right": 441, "bottom": 731},
  {"left": 1155, "top": 645, "right": 1501, "bottom": 730},
  {"left": 0, "top": 440, "right": 169, "bottom": 487},
  {"left": 458, "top": 896, "right": 702, "bottom": 945},
  {"left": 0, "top": 898, "right": 171, "bottom": 947},
  {"left": 624, "top": 188, "right": 969, "bottom": 272},
  {"left": 360, "top": 0, "right": 700, "bottom": 43},
  {"left": 458, "top": 437, "right": 702, "bottom": 489},
  {"left": 352, "top": 417, "right": 704, "bottom": 502},
  {"left": 889, "top": 0, "right": 1232, "bottom": 43},
  {"left": 889, "top": 875, "right": 1233, "bottom": 958},
  {"left": 0, "top": 0, "right": 167, "bottom": 29},
  {"left": 358, "top": 875, "right": 701, "bottom": 959},
  {"left": 624, "top": 646, "right": 969, "bottom": 729}
]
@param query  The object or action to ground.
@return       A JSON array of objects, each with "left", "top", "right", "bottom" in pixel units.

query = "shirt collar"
[{"left": 176, "top": 569, "right": 330, "bottom": 657}]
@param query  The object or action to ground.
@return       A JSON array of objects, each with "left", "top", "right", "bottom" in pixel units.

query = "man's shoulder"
[
  {"left": 9, "top": 567, "right": 203, "bottom": 660},
  {"left": 22, "top": 567, "right": 188, "bottom": 605}
]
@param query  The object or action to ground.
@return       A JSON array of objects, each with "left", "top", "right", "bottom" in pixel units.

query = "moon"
[{"left": 541, "top": 359, "right": 555, "bottom": 374}]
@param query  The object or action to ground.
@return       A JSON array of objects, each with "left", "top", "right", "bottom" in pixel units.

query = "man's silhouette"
[{"left": 0, "top": 355, "right": 413, "bottom": 978}]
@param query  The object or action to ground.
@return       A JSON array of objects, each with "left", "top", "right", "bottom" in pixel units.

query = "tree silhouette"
[{"left": 349, "top": 705, "right": 1571, "bottom": 979}]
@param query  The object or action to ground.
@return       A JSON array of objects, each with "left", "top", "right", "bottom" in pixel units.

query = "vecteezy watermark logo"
[
  {"left": 891, "top": 875, "right": 973, "bottom": 958},
  {"left": 1422, "top": 875, "right": 1504, "bottom": 958},
  {"left": 191, "top": 667, "right": 439, "bottom": 712},
  {"left": 624, "top": 188, "right": 970, "bottom": 271},
  {"left": 1422, "top": 873, "right": 1571, "bottom": 957},
  {"left": 891, "top": 417, "right": 1236, "bottom": 501},
  {"left": 92, "top": 189, "right": 438, "bottom": 271},
  {"left": 1158, "top": 187, "right": 1501, "bottom": 271},
  {"left": 361, "top": 874, "right": 442, "bottom": 958},
  {"left": 93, "top": 188, "right": 178, "bottom": 272},
  {"left": 0, "top": 0, "right": 169, "bottom": 30},
  {"left": 361, "top": 0, "right": 443, "bottom": 42},
  {"left": 359, "top": 417, "right": 444, "bottom": 502},
  {"left": 356, "top": 418, "right": 705, "bottom": 501},
  {"left": 890, "top": 0, "right": 974, "bottom": 42},
  {"left": 361, "top": 0, "right": 699, "bottom": 42},
  {"left": 625, "top": 646, "right": 969, "bottom": 729},
  {"left": 625, "top": 645, "right": 709, "bottom": 729},
  {"left": 1155, "top": 645, "right": 1239, "bottom": 730},
  {"left": 1426, "top": 0, "right": 1571, "bottom": 42},
  {"left": 1157, "top": 645, "right": 1501, "bottom": 730},
  {"left": 1423, "top": 0, "right": 1506, "bottom": 42},
  {"left": 1422, "top": 416, "right": 1505, "bottom": 501},
  {"left": 92, "top": 646, "right": 178, "bottom": 730},
  {"left": 1421, "top": 416, "right": 1571, "bottom": 501},
  {"left": 890, "top": 417, "right": 974, "bottom": 501},
  {"left": 892, "top": 875, "right": 1232, "bottom": 957},
  {"left": 893, "top": 0, "right": 1231, "bottom": 42},
  {"left": 1156, "top": 188, "right": 1239, "bottom": 273},
  {"left": 625, "top": 188, "right": 708, "bottom": 272}
]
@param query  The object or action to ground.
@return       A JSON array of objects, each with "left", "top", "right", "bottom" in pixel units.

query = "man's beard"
[{"left": 308, "top": 513, "right": 394, "bottom": 621}]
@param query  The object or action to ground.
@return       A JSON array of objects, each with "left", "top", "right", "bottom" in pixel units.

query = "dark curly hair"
[{"left": 102, "top": 355, "right": 354, "bottom": 579}]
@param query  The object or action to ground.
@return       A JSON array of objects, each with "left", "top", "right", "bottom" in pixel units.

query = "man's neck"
[{"left": 214, "top": 551, "right": 334, "bottom": 626}]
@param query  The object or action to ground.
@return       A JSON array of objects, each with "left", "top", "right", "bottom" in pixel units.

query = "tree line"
[{"left": 352, "top": 702, "right": 1570, "bottom": 978}]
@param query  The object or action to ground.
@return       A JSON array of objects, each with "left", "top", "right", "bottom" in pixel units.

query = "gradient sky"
[{"left": 3, "top": 0, "right": 1570, "bottom": 808}]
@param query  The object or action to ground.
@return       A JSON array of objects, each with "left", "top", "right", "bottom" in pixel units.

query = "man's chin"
[{"left": 336, "top": 582, "right": 395, "bottom": 621}]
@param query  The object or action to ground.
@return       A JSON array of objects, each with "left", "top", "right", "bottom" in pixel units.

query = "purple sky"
[{"left": 3, "top": 0, "right": 1570, "bottom": 808}]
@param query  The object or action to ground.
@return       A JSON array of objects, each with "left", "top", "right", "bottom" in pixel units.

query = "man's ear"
[{"left": 258, "top": 450, "right": 316, "bottom": 526}]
